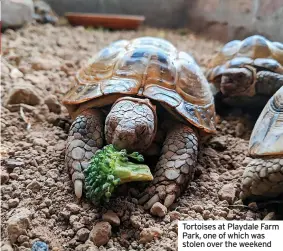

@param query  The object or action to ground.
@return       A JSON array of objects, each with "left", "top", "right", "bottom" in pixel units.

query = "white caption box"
[{"left": 178, "top": 221, "right": 282, "bottom": 251}]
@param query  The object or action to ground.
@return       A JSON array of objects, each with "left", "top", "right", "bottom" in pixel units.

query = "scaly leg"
[
  {"left": 139, "top": 123, "right": 198, "bottom": 210},
  {"left": 241, "top": 158, "right": 283, "bottom": 203},
  {"left": 256, "top": 71, "right": 283, "bottom": 96},
  {"left": 65, "top": 109, "right": 104, "bottom": 198}
]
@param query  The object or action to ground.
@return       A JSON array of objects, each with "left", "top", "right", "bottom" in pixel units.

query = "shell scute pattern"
[
  {"left": 62, "top": 37, "right": 216, "bottom": 133},
  {"left": 207, "top": 35, "right": 283, "bottom": 81},
  {"left": 249, "top": 87, "right": 283, "bottom": 156}
]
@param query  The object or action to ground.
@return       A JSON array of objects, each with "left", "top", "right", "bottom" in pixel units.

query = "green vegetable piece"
[{"left": 84, "top": 144, "right": 153, "bottom": 203}]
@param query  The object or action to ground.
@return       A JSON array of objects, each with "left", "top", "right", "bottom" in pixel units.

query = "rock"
[
  {"left": 2, "top": 0, "right": 34, "bottom": 29},
  {"left": 60, "top": 210, "right": 71, "bottom": 220},
  {"left": 150, "top": 202, "right": 167, "bottom": 217},
  {"left": 89, "top": 221, "right": 111, "bottom": 247},
  {"left": 31, "top": 241, "right": 49, "bottom": 251},
  {"left": 209, "top": 136, "right": 227, "bottom": 150},
  {"left": 44, "top": 95, "right": 61, "bottom": 114},
  {"left": 26, "top": 180, "right": 41, "bottom": 191},
  {"left": 31, "top": 57, "right": 60, "bottom": 71},
  {"left": 139, "top": 227, "right": 163, "bottom": 244},
  {"left": 8, "top": 198, "right": 19, "bottom": 208},
  {"left": 7, "top": 207, "right": 33, "bottom": 244},
  {"left": 235, "top": 122, "right": 245, "bottom": 137},
  {"left": 102, "top": 210, "right": 120, "bottom": 226},
  {"left": 10, "top": 68, "right": 24, "bottom": 79},
  {"left": 66, "top": 203, "right": 81, "bottom": 214},
  {"left": 226, "top": 210, "right": 234, "bottom": 220},
  {"left": 54, "top": 141, "right": 66, "bottom": 151},
  {"left": 1, "top": 243, "right": 13, "bottom": 251},
  {"left": 17, "top": 235, "right": 29, "bottom": 243},
  {"left": 130, "top": 215, "right": 142, "bottom": 229},
  {"left": 5, "top": 84, "right": 41, "bottom": 106},
  {"left": 168, "top": 211, "right": 180, "bottom": 221},
  {"left": 69, "top": 215, "right": 79, "bottom": 225},
  {"left": 32, "top": 138, "right": 48, "bottom": 147},
  {"left": 218, "top": 183, "right": 236, "bottom": 204},
  {"left": 75, "top": 242, "right": 98, "bottom": 251},
  {"left": 9, "top": 173, "right": 19, "bottom": 180},
  {"left": 1, "top": 170, "right": 9, "bottom": 184},
  {"left": 5, "top": 159, "right": 25, "bottom": 171},
  {"left": 73, "top": 222, "right": 85, "bottom": 232},
  {"left": 76, "top": 228, "right": 90, "bottom": 242},
  {"left": 191, "top": 205, "right": 204, "bottom": 213},
  {"left": 202, "top": 210, "right": 211, "bottom": 220}
]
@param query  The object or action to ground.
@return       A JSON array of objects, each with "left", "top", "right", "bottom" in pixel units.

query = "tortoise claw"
[
  {"left": 74, "top": 180, "right": 83, "bottom": 199},
  {"left": 164, "top": 194, "right": 176, "bottom": 208},
  {"left": 144, "top": 194, "right": 160, "bottom": 210}
]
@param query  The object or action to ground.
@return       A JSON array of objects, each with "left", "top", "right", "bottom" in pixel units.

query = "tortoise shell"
[
  {"left": 249, "top": 86, "right": 283, "bottom": 157},
  {"left": 206, "top": 35, "right": 283, "bottom": 82},
  {"left": 62, "top": 37, "right": 216, "bottom": 133}
]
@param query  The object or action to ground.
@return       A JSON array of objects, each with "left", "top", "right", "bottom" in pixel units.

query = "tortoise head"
[
  {"left": 105, "top": 97, "right": 157, "bottom": 153},
  {"left": 220, "top": 66, "right": 256, "bottom": 97}
]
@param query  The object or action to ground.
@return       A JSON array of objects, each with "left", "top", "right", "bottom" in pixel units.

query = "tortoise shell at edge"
[{"left": 206, "top": 35, "right": 283, "bottom": 82}]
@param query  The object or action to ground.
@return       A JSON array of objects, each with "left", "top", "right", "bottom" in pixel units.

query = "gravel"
[{"left": 1, "top": 23, "right": 267, "bottom": 250}]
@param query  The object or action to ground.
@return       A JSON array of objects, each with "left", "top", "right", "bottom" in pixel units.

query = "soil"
[{"left": 0, "top": 23, "right": 273, "bottom": 251}]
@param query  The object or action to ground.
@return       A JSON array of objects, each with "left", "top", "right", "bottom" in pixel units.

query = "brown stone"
[
  {"left": 139, "top": 227, "right": 163, "bottom": 244},
  {"left": 5, "top": 84, "right": 41, "bottom": 106},
  {"left": 150, "top": 202, "right": 167, "bottom": 217},
  {"left": 7, "top": 208, "right": 33, "bottom": 244},
  {"left": 218, "top": 183, "right": 236, "bottom": 204},
  {"left": 89, "top": 221, "right": 111, "bottom": 247},
  {"left": 102, "top": 210, "right": 120, "bottom": 226}
]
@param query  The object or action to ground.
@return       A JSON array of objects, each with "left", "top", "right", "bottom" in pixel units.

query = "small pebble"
[
  {"left": 7, "top": 207, "right": 32, "bottom": 244},
  {"left": 150, "top": 202, "right": 167, "bottom": 217},
  {"left": 218, "top": 184, "right": 236, "bottom": 204},
  {"left": 102, "top": 210, "right": 120, "bottom": 226},
  {"left": 139, "top": 227, "right": 163, "bottom": 244},
  {"left": 191, "top": 205, "right": 204, "bottom": 213},
  {"left": 26, "top": 180, "right": 41, "bottom": 191},
  {"left": 66, "top": 203, "right": 81, "bottom": 214},
  {"left": 1, "top": 243, "right": 13, "bottom": 251},
  {"left": 1, "top": 171, "right": 9, "bottom": 184},
  {"left": 89, "top": 221, "right": 111, "bottom": 247},
  {"left": 76, "top": 228, "right": 90, "bottom": 242},
  {"left": 8, "top": 198, "right": 19, "bottom": 208}
]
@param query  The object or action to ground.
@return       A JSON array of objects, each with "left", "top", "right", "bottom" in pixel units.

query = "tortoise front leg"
[
  {"left": 256, "top": 71, "right": 283, "bottom": 96},
  {"left": 65, "top": 109, "right": 104, "bottom": 199},
  {"left": 241, "top": 158, "right": 283, "bottom": 203},
  {"left": 139, "top": 123, "right": 198, "bottom": 210}
]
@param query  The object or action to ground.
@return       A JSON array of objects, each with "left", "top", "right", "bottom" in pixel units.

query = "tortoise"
[
  {"left": 206, "top": 35, "right": 283, "bottom": 204},
  {"left": 62, "top": 37, "right": 216, "bottom": 210},
  {"left": 206, "top": 35, "right": 283, "bottom": 113},
  {"left": 241, "top": 86, "right": 283, "bottom": 203}
]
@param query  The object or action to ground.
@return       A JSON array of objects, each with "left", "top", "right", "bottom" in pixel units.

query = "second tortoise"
[
  {"left": 206, "top": 35, "right": 283, "bottom": 112},
  {"left": 206, "top": 35, "right": 283, "bottom": 203}
]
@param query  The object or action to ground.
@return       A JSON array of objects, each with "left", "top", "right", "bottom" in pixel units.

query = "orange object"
[{"left": 65, "top": 12, "right": 145, "bottom": 30}]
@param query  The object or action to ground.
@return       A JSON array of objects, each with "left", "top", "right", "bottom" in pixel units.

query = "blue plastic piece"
[{"left": 31, "top": 241, "right": 49, "bottom": 251}]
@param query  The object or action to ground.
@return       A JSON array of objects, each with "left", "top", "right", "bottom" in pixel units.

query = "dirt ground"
[{"left": 0, "top": 23, "right": 271, "bottom": 251}]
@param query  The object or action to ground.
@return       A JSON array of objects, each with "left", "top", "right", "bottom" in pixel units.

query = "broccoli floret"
[{"left": 84, "top": 144, "right": 153, "bottom": 203}]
